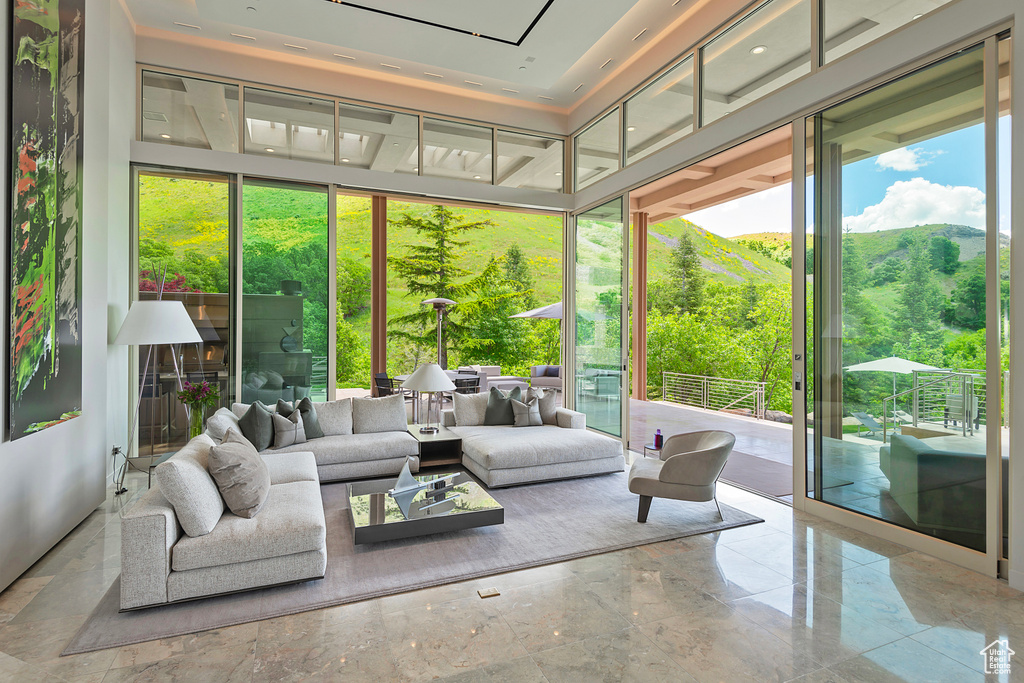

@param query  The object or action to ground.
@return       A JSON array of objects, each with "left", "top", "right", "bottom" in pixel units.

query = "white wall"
[{"left": 0, "top": 0, "right": 134, "bottom": 593}]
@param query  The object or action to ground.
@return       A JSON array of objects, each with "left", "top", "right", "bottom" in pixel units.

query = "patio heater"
[{"left": 422, "top": 298, "right": 456, "bottom": 368}]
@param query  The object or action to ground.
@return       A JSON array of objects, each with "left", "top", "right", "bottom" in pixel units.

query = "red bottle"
[{"left": 654, "top": 429, "right": 663, "bottom": 448}]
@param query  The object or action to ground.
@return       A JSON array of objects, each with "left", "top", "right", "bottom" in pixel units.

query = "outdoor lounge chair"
[{"left": 852, "top": 411, "right": 885, "bottom": 437}]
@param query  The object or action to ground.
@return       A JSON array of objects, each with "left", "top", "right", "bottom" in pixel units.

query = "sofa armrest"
[
  {"left": 441, "top": 409, "right": 456, "bottom": 427},
  {"left": 120, "top": 488, "right": 180, "bottom": 609},
  {"left": 556, "top": 408, "right": 586, "bottom": 430}
]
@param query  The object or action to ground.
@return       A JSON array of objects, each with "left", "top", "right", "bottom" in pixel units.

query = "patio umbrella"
[
  {"left": 844, "top": 356, "right": 940, "bottom": 396},
  {"left": 510, "top": 301, "right": 562, "bottom": 319}
]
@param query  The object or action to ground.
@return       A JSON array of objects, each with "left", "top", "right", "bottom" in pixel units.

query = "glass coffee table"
[{"left": 348, "top": 471, "right": 503, "bottom": 544}]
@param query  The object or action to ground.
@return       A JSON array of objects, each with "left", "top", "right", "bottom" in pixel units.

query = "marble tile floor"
[{"left": 2, "top": 470, "right": 1023, "bottom": 682}]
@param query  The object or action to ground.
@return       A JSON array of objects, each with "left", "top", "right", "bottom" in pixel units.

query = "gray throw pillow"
[
  {"left": 511, "top": 397, "right": 543, "bottom": 427},
  {"left": 155, "top": 434, "right": 225, "bottom": 537},
  {"left": 527, "top": 387, "right": 558, "bottom": 425},
  {"left": 205, "top": 407, "right": 240, "bottom": 443},
  {"left": 238, "top": 401, "right": 274, "bottom": 451},
  {"left": 483, "top": 386, "right": 522, "bottom": 425},
  {"left": 352, "top": 393, "right": 408, "bottom": 434},
  {"left": 314, "top": 398, "right": 353, "bottom": 435},
  {"left": 276, "top": 398, "right": 324, "bottom": 439},
  {"left": 208, "top": 429, "right": 271, "bottom": 518},
  {"left": 272, "top": 411, "right": 307, "bottom": 449},
  {"left": 451, "top": 391, "right": 488, "bottom": 426}
]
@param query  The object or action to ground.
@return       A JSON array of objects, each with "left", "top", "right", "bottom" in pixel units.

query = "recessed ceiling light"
[
  {"left": 600, "top": 58, "right": 613, "bottom": 69},
  {"left": 231, "top": 33, "right": 255, "bottom": 41},
  {"left": 265, "top": 148, "right": 275, "bottom": 152},
  {"left": 554, "top": 172, "right": 562, "bottom": 176},
  {"left": 173, "top": 22, "right": 200, "bottom": 30},
  {"left": 573, "top": 83, "right": 584, "bottom": 92},
  {"left": 424, "top": 72, "right": 444, "bottom": 78},
  {"left": 519, "top": 66, "right": 527, "bottom": 71},
  {"left": 341, "top": 158, "right": 350, "bottom": 163},
  {"left": 246, "top": 6, "right": 256, "bottom": 12},
  {"left": 465, "top": 80, "right": 483, "bottom": 86},
  {"left": 632, "top": 28, "right": 648, "bottom": 41},
  {"left": 672, "top": 0, "right": 682, "bottom": 5},
  {"left": 334, "top": 53, "right": 356, "bottom": 60},
  {"left": 913, "top": 13, "right": 923, "bottom": 19},
  {"left": 750, "top": 45, "right": 767, "bottom": 55},
  {"left": 473, "top": 175, "right": 482, "bottom": 179},
  {"left": 502, "top": 88, "right": 519, "bottom": 93},
  {"left": 627, "top": 126, "right": 636, "bottom": 132},
  {"left": 284, "top": 43, "right": 308, "bottom": 51},
  {"left": 392, "top": 142, "right": 399, "bottom": 146},
  {"left": 413, "top": 167, "right": 419, "bottom": 172},
  {"left": 160, "top": 134, "right": 171, "bottom": 139},
  {"left": 538, "top": 95, "right": 554, "bottom": 100},
  {"left": 381, "top": 63, "right": 400, "bottom": 69}
]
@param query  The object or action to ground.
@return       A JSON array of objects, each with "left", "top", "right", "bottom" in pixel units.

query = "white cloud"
[
  {"left": 682, "top": 183, "right": 791, "bottom": 238},
  {"left": 875, "top": 147, "right": 927, "bottom": 171},
  {"left": 843, "top": 177, "right": 985, "bottom": 233}
]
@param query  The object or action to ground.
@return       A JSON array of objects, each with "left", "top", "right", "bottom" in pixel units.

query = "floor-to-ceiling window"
[
  {"left": 810, "top": 45, "right": 996, "bottom": 553},
  {"left": 336, "top": 192, "right": 373, "bottom": 392},
  {"left": 134, "top": 169, "right": 236, "bottom": 455},
  {"left": 241, "top": 180, "right": 330, "bottom": 403},
  {"left": 575, "top": 198, "right": 627, "bottom": 437}
]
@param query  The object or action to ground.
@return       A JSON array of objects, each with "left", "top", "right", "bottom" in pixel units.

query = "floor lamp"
[
  {"left": 422, "top": 298, "right": 456, "bottom": 367},
  {"left": 113, "top": 300, "right": 202, "bottom": 495}
]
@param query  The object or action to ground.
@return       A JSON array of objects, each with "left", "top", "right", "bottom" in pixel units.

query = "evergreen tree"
[
  {"left": 928, "top": 236, "right": 960, "bottom": 274},
  {"left": 387, "top": 205, "right": 497, "bottom": 369},
  {"left": 502, "top": 243, "right": 536, "bottom": 304},
  {"left": 895, "top": 237, "right": 944, "bottom": 347},
  {"left": 667, "top": 232, "right": 706, "bottom": 313}
]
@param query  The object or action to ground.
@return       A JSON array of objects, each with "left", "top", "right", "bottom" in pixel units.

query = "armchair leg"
[
  {"left": 714, "top": 498, "right": 723, "bottom": 520},
  {"left": 637, "top": 495, "right": 653, "bottom": 523}
]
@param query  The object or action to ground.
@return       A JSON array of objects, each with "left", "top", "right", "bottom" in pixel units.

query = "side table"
[
  {"left": 643, "top": 443, "right": 663, "bottom": 459},
  {"left": 408, "top": 424, "right": 463, "bottom": 468}
]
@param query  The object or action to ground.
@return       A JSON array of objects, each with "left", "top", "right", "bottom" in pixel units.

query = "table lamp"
[
  {"left": 402, "top": 363, "right": 455, "bottom": 434},
  {"left": 113, "top": 299, "right": 202, "bottom": 494}
]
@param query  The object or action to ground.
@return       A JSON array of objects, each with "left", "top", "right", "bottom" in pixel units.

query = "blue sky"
[{"left": 681, "top": 119, "right": 1007, "bottom": 238}]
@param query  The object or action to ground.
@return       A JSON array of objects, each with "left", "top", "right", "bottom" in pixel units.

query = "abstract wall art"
[{"left": 9, "top": 0, "right": 85, "bottom": 439}]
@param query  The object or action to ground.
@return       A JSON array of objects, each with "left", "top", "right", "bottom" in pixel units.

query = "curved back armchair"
[{"left": 628, "top": 430, "right": 735, "bottom": 522}]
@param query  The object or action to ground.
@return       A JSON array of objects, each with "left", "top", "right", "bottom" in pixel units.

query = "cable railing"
[
  {"left": 662, "top": 372, "right": 766, "bottom": 419},
  {"left": 881, "top": 370, "right": 984, "bottom": 442}
]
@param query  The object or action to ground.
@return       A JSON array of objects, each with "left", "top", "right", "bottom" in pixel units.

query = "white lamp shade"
[
  {"left": 114, "top": 300, "right": 203, "bottom": 346},
  {"left": 401, "top": 363, "right": 456, "bottom": 392}
]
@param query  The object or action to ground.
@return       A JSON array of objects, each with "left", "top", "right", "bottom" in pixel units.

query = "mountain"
[{"left": 647, "top": 219, "right": 791, "bottom": 285}]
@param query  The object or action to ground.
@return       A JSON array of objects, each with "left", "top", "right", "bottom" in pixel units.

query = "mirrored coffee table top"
[{"left": 348, "top": 471, "right": 503, "bottom": 543}]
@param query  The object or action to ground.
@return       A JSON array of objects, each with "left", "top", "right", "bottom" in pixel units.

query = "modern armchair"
[{"left": 628, "top": 430, "right": 735, "bottom": 522}]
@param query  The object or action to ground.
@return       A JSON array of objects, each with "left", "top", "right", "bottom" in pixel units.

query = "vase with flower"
[{"left": 178, "top": 380, "right": 221, "bottom": 439}]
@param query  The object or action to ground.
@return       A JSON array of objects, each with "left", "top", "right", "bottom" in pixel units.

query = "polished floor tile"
[
  {"left": 531, "top": 627, "right": 697, "bottom": 682},
  {"left": 830, "top": 636, "right": 985, "bottom": 683}
]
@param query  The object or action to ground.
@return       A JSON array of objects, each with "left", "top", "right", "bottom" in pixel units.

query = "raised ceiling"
[{"left": 124, "top": 0, "right": 724, "bottom": 109}]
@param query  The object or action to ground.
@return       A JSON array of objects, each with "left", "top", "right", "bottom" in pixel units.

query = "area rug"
[{"left": 64, "top": 471, "right": 762, "bottom": 655}]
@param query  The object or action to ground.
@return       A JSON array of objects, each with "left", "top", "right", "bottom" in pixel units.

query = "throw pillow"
[
  {"left": 277, "top": 398, "right": 325, "bottom": 439},
  {"left": 208, "top": 428, "right": 271, "bottom": 518},
  {"left": 527, "top": 387, "right": 558, "bottom": 425},
  {"left": 272, "top": 410, "right": 307, "bottom": 449},
  {"left": 545, "top": 365, "right": 561, "bottom": 378},
  {"left": 451, "top": 391, "right": 488, "bottom": 426},
  {"left": 314, "top": 398, "right": 353, "bottom": 435},
  {"left": 205, "top": 407, "right": 240, "bottom": 443},
  {"left": 238, "top": 401, "right": 275, "bottom": 451},
  {"left": 352, "top": 393, "right": 408, "bottom": 434},
  {"left": 262, "top": 370, "right": 285, "bottom": 389},
  {"left": 483, "top": 386, "right": 522, "bottom": 425},
  {"left": 511, "top": 397, "right": 543, "bottom": 427},
  {"left": 155, "top": 434, "right": 225, "bottom": 537}
]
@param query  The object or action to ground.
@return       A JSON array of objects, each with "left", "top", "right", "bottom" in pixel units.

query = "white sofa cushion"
[
  {"left": 261, "top": 451, "right": 319, "bottom": 485},
  {"left": 313, "top": 398, "right": 353, "bottom": 436},
  {"left": 454, "top": 425, "right": 623, "bottom": 470},
  {"left": 352, "top": 393, "right": 407, "bottom": 434},
  {"left": 155, "top": 434, "right": 225, "bottom": 537},
  {"left": 171, "top": 480, "right": 326, "bottom": 571},
  {"left": 205, "top": 407, "right": 240, "bottom": 443},
  {"left": 265, "top": 432, "right": 419, "bottom": 465},
  {"left": 451, "top": 391, "right": 488, "bottom": 426}
]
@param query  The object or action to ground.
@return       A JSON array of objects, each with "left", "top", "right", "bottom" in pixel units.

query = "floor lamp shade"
[
  {"left": 114, "top": 300, "right": 202, "bottom": 346},
  {"left": 401, "top": 363, "right": 456, "bottom": 393}
]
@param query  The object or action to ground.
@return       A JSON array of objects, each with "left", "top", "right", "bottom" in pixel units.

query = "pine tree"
[
  {"left": 667, "top": 232, "right": 706, "bottom": 313},
  {"left": 387, "top": 205, "right": 497, "bottom": 369},
  {"left": 895, "top": 237, "right": 945, "bottom": 350}
]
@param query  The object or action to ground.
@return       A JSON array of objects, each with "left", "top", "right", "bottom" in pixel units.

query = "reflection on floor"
[{"left": 2, "top": 468, "right": 1019, "bottom": 682}]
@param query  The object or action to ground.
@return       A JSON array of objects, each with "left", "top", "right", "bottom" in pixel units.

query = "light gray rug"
[{"left": 65, "top": 471, "right": 762, "bottom": 655}]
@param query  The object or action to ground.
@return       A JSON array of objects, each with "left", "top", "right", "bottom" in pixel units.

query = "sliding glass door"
[
  {"left": 809, "top": 41, "right": 1007, "bottom": 563},
  {"left": 574, "top": 197, "right": 628, "bottom": 438}
]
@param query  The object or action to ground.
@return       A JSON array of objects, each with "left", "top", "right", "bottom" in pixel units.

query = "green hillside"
[{"left": 647, "top": 219, "right": 791, "bottom": 285}]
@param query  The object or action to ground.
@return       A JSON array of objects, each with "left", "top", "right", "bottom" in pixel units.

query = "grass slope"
[{"left": 647, "top": 219, "right": 791, "bottom": 285}]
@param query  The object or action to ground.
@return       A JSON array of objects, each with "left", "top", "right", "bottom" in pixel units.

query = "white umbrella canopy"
[
  {"left": 510, "top": 301, "right": 562, "bottom": 319},
  {"left": 844, "top": 356, "right": 940, "bottom": 396}
]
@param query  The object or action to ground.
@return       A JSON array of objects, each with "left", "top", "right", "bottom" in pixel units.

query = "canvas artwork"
[{"left": 9, "top": 0, "right": 85, "bottom": 439}]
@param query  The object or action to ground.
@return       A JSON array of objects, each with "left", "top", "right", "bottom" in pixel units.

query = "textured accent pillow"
[
  {"left": 314, "top": 398, "right": 353, "bottom": 435},
  {"left": 208, "top": 429, "right": 271, "bottom": 518},
  {"left": 451, "top": 391, "right": 488, "bottom": 426},
  {"left": 238, "top": 401, "right": 275, "bottom": 451},
  {"left": 262, "top": 370, "right": 285, "bottom": 389},
  {"left": 273, "top": 410, "right": 307, "bottom": 449},
  {"left": 276, "top": 397, "right": 324, "bottom": 440},
  {"left": 527, "top": 387, "right": 558, "bottom": 426},
  {"left": 245, "top": 372, "right": 267, "bottom": 389},
  {"left": 205, "top": 407, "right": 240, "bottom": 443},
  {"left": 545, "top": 365, "right": 561, "bottom": 378},
  {"left": 511, "top": 397, "right": 542, "bottom": 427},
  {"left": 155, "top": 434, "right": 225, "bottom": 537},
  {"left": 352, "top": 393, "right": 408, "bottom": 433},
  {"left": 483, "top": 386, "right": 522, "bottom": 426}
]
